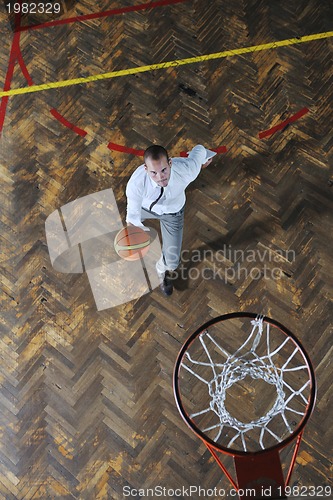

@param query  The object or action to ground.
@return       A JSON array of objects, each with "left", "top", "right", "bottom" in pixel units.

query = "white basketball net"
[{"left": 182, "top": 316, "right": 311, "bottom": 452}]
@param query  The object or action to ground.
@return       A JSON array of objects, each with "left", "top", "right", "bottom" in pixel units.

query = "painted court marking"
[
  {"left": 46, "top": 111, "right": 228, "bottom": 155},
  {"left": 259, "top": 108, "right": 309, "bottom": 139},
  {"left": 0, "top": 4, "right": 33, "bottom": 133},
  {"left": 0, "top": 2, "right": 328, "bottom": 152},
  {"left": 0, "top": 0, "right": 189, "bottom": 135},
  {"left": 107, "top": 142, "right": 145, "bottom": 156},
  {"left": 0, "top": 31, "right": 332, "bottom": 98},
  {"left": 18, "top": 0, "right": 189, "bottom": 32},
  {"left": 50, "top": 108, "right": 87, "bottom": 137}
]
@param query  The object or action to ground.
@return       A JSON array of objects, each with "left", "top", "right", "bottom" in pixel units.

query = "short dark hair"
[{"left": 144, "top": 145, "right": 169, "bottom": 163}]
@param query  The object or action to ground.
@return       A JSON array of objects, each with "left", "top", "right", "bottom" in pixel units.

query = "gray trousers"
[{"left": 141, "top": 206, "right": 185, "bottom": 274}]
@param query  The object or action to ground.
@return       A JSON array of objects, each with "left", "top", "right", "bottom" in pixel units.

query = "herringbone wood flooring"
[{"left": 0, "top": 0, "right": 332, "bottom": 498}]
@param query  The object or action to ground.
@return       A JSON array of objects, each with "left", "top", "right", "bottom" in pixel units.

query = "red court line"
[
  {"left": 18, "top": 0, "right": 189, "bottom": 32},
  {"left": 16, "top": 48, "right": 34, "bottom": 86},
  {"left": 259, "top": 108, "right": 309, "bottom": 139},
  {"left": 213, "top": 146, "right": 228, "bottom": 154},
  {"left": 107, "top": 142, "right": 145, "bottom": 156},
  {"left": 50, "top": 108, "right": 88, "bottom": 137},
  {"left": 0, "top": 9, "right": 23, "bottom": 134},
  {"left": 0, "top": 44, "right": 19, "bottom": 134}
]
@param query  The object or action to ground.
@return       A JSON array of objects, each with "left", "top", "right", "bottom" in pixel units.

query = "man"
[{"left": 126, "top": 144, "right": 212, "bottom": 296}]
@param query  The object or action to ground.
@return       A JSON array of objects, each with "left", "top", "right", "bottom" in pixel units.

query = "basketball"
[{"left": 114, "top": 226, "right": 150, "bottom": 261}]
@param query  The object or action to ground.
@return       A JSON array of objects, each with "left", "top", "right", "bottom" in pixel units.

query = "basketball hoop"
[{"left": 173, "top": 313, "right": 316, "bottom": 499}]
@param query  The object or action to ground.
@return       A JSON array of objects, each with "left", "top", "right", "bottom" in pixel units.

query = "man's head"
[{"left": 144, "top": 145, "right": 172, "bottom": 187}]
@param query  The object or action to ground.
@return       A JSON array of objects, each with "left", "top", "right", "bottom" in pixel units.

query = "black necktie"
[{"left": 149, "top": 187, "right": 164, "bottom": 211}]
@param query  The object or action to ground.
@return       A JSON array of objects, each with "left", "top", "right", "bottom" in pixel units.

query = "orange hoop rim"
[{"left": 173, "top": 312, "right": 317, "bottom": 457}]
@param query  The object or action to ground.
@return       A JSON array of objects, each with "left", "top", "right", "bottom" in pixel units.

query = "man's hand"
[{"left": 202, "top": 158, "right": 213, "bottom": 169}]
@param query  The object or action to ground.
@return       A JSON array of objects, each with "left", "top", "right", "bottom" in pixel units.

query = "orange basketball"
[{"left": 114, "top": 226, "right": 150, "bottom": 261}]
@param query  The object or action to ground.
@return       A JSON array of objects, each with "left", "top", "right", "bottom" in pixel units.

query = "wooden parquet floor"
[{"left": 0, "top": 0, "right": 332, "bottom": 498}]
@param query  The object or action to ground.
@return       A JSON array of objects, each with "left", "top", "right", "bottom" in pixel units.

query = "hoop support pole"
[
  {"left": 285, "top": 430, "right": 303, "bottom": 486},
  {"left": 205, "top": 442, "right": 238, "bottom": 490},
  {"left": 234, "top": 449, "right": 286, "bottom": 499}
]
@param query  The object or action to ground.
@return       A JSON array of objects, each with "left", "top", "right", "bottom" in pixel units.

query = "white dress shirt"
[{"left": 126, "top": 145, "right": 207, "bottom": 228}]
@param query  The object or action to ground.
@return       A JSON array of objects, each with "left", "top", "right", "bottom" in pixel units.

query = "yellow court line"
[{"left": 1, "top": 31, "right": 332, "bottom": 97}]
